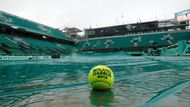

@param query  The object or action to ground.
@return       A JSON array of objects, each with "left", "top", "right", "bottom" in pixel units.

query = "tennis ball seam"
[{"left": 91, "top": 80, "right": 112, "bottom": 87}]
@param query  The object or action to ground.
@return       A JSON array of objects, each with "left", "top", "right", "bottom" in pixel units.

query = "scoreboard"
[{"left": 175, "top": 9, "right": 190, "bottom": 22}]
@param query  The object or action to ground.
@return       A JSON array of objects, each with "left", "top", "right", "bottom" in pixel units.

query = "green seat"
[{"left": 0, "top": 34, "right": 21, "bottom": 48}]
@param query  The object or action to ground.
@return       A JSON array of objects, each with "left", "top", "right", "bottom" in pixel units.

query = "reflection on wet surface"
[{"left": 0, "top": 53, "right": 190, "bottom": 107}]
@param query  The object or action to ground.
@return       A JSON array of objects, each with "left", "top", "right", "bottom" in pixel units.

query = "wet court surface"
[{"left": 0, "top": 53, "right": 190, "bottom": 107}]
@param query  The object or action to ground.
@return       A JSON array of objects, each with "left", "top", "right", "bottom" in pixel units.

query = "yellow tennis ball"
[{"left": 88, "top": 65, "right": 114, "bottom": 90}]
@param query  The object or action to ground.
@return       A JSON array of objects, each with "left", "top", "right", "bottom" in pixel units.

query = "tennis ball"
[{"left": 88, "top": 65, "right": 114, "bottom": 90}]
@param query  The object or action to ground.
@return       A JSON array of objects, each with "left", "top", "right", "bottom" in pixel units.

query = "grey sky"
[{"left": 0, "top": 0, "right": 189, "bottom": 29}]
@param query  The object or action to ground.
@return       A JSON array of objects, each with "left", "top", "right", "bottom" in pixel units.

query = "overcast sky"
[{"left": 0, "top": 0, "right": 189, "bottom": 30}]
